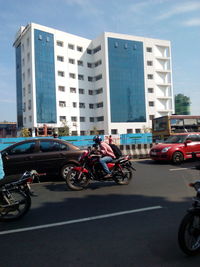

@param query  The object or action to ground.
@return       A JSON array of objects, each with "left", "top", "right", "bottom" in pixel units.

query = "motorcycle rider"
[{"left": 93, "top": 135, "right": 116, "bottom": 178}]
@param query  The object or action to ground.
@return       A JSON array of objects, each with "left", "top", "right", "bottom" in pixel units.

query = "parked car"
[
  {"left": 150, "top": 133, "right": 200, "bottom": 164},
  {"left": 1, "top": 138, "right": 85, "bottom": 179}
]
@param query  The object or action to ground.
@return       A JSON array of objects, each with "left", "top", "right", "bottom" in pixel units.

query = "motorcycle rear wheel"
[
  {"left": 178, "top": 213, "right": 200, "bottom": 255},
  {"left": 66, "top": 169, "right": 90, "bottom": 191},
  {"left": 0, "top": 190, "right": 31, "bottom": 222},
  {"left": 113, "top": 166, "right": 132, "bottom": 185}
]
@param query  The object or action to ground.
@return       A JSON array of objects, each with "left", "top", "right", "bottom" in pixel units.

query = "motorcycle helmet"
[{"left": 93, "top": 135, "right": 102, "bottom": 144}]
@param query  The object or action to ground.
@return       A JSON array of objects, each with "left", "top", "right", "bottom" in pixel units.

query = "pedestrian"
[{"left": 108, "top": 135, "right": 113, "bottom": 144}]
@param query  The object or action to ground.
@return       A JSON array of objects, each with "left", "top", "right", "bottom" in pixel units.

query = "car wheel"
[
  {"left": 60, "top": 163, "right": 77, "bottom": 180},
  {"left": 172, "top": 151, "right": 184, "bottom": 164}
]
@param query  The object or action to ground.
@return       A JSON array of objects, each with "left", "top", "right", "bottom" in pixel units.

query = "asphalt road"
[{"left": 1, "top": 159, "right": 200, "bottom": 267}]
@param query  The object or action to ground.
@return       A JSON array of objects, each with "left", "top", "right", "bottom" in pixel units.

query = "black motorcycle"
[
  {"left": 0, "top": 170, "right": 41, "bottom": 222},
  {"left": 178, "top": 180, "right": 200, "bottom": 255}
]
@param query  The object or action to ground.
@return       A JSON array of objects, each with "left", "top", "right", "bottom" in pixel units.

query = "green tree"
[
  {"left": 58, "top": 122, "right": 70, "bottom": 136},
  {"left": 20, "top": 128, "right": 30, "bottom": 137}
]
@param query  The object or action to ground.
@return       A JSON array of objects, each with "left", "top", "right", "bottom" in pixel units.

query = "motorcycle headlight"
[{"left": 161, "top": 147, "right": 171, "bottom": 153}]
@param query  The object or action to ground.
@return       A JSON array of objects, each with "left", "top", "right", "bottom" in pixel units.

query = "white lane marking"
[
  {"left": 0, "top": 206, "right": 162, "bottom": 236},
  {"left": 169, "top": 167, "right": 197, "bottom": 171}
]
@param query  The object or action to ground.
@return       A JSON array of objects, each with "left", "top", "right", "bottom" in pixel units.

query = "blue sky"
[{"left": 0, "top": 0, "right": 200, "bottom": 122}]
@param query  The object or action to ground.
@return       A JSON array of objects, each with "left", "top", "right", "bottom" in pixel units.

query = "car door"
[
  {"left": 2, "top": 140, "right": 37, "bottom": 175},
  {"left": 33, "top": 140, "right": 68, "bottom": 174},
  {"left": 184, "top": 134, "right": 200, "bottom": 159}
]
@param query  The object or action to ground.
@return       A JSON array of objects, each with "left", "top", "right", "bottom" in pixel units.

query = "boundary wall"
[{"left": 0, "top": 133, "right": 153, "bottom": 158}]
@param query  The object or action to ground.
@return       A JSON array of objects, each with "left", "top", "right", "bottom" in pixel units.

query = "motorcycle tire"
[
  {"left": 113, "top": 166, "right": 132, "bottom": 185},
  {"left": 66, "top": 169, "right": 90, "bottom": 191},
  {"left": 0, "top": 190, "right": 31, "bottom": 222},
  {"left": 178, "top": 213, "right": 200, "bottom": 256}
]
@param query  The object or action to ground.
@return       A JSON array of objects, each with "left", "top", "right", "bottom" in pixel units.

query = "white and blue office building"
[{"left": 13, "top": 23, "right": 174, "bottom": 136}]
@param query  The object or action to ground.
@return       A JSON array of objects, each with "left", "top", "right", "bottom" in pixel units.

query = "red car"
[{"left": 150, "top": 133, "right": 200, "bottom": 164}]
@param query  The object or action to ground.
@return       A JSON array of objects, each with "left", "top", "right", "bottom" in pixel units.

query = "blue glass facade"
[
  {"left": 108, "top": 38, "right": 146, "bottom": 122},
  {"left": 34, "top": 29, "right": 57, "bottom": 123},
  {"left": 15, "top": 45, "right": 23, "bottom": 127}
]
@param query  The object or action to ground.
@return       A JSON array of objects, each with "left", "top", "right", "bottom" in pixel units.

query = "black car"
[{"left": 1, "top": 138, "right": 85, "bottom": 179}]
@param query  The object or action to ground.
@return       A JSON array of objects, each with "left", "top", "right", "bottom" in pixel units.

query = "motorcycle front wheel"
[
  {"left": 0, "top": 190, "right": 31, "bottom": 222},
  {"left": 66, "top": 169, "right": 90, "bottom": 191},
  {"left": 178, "top": 213, "right": 200, "bottom": 256},
  {"left": 113, "top": 166, "right": 132, "bottom": 185}
]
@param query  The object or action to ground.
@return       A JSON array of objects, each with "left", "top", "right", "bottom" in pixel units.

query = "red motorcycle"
[{"left": 65, "top": 147, "right": 135, "bottom": 190}]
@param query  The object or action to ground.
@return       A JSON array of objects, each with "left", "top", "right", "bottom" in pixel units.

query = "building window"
[
  {"left": 88, "top": 90, "right": 93, "bottom": 95},
  {"left": 147, "top": 60, "right": 153, "bottom": 66},
  {"left": 146, "top": 47, "right": 152, "bottom": 52},
  {"left": 29, "top": 115, "right": 32, "bottom": 122},
  {"left": 78, "top": 74, "right": 84, "bottom": 80},
  {"left": 69, "top": 73, "right": 76, "bottom": 79},
  {"left": 96, "top": 88, "right": 103, "bottom": 94},
  {"left": 68, "top": 44, "right": 74, "bottom": 50},
  {"left": 87, "top": 62, "right": 92, "bottom": 68},
  {"left": 90, "top": 117, "right": 95, "bottom": 122},
  {"left": 57, "top": 41, "right": 64, "bottom": 47},
  {"left": 80, "top": 131, "right": 85, "bottom": 135},
  {"left": 58, "top": 71, "right": 65, "bottom": 77},
  {"left": 135, "top": 129, "right": 141, "bottom": 133},
  {"left": 23, "top": 102, "right": 26, "bottom": 112},
  {"left": 23, "top": 87, "right": 26, "bottom": 97},
  {"left": 28, "top": 100, "right": 31, "bottom": 110},
  {"left": 95, "top": 74, "right": 102, "bottom": 81},
  {"left": 147, "top": 74, "right": 153, "bottom": 79},
  {"left": 69, "top": 58, "right": 75, "bottom": 64},
  {"left": 97, "top": 116, "right": 104, "bottom": 122},
  {"left": 94, "top": 60, "right": 102, "bottom": 67},
  {"left": 111, "top": 129, "right": 118, "bottom": 134},
  {"left": 58, "top": 86, "right": 65, "bottom": 92},
  {"left": 98, "top": 130, "right": 105, "bottom": 135},
  {"left": 93, "top": 45, "right": 101, "bottom": 54},
  {"left": 28, "top": 84, "right": 31, "bottom": 94},
  {"left": 96, "top": 102, "right": 103, "bottom": 108},
  {"left": 127, "top": 129, "right": 133, "bottom": 134},
  {"left": 149, "top": 101, "right": 154, "bottom": 107},
  {"left": 149, "top": 115, "right": 155, "bottom": 120},
  {"left": 80, "top": 117, "right": 85, "bottom": 122},
  {"left": 71, "top": 116, "right": 77, "bottom": 122},
  {"left": 77, "top": 46, "right": 83, "bottom": 52},
  {"left": 60, "top": 116, "right": 66, "bottom": 122},
  {"left": 87, "top": 49, "right": 92, "bottom": 54},
  {"left": 88, "top": 76, "right": 93, "bottom": 82},
  {"left": 57, "top": 56, "right": 64, "bottom": 62},
  {"left": 73, "top": 102, "right": 77, "bottom": 108},
  {"left": 77, "top": 60, "right": 83, "bottom": 66},
  {"left": 148, "top": 88, "right": 154, "bottom": 93},
  {"left": 89, "top": 104, "right": 94, "bottom": 109},
  {"left": 71, "top": 131, "right": 78, "bottom": 136},
  {"left": 79, "top": 103, "right": 85, "bottom": 108},
  {"left": 27, "top": 52, "right": 30, "bottom": 62},
  {"left": 59, "top": 101, "right": 66, "bottom": 107},
  {"left": 70, "top": 87, "right": 76, "bottom": 93},
  {"left": 79, "top": 88, "right": 84, "bottom": 94},
  {"left": 38, "top": 35, "right": 42, "bottom": 40}
]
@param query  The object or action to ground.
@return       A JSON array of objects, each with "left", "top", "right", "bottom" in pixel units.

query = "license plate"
[{"left": 151, "top": 152, "right": 157, "bottom": 155}]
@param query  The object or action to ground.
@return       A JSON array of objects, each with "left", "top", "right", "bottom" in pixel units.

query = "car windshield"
[{"left": 164, "top": 135, "right": 187, "bottom": 144}]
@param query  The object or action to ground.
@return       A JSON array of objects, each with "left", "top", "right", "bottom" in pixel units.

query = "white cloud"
[
  {"left": 157, "top": 1, "right": 200, "bottom": 20},
  {"left": 183, "top": 18, "right": 200, "bottom": 26}
]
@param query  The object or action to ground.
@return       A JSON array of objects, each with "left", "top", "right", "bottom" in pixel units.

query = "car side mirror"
[{"left": 184, "top": 140, "right": 192, "bottom": 145}]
